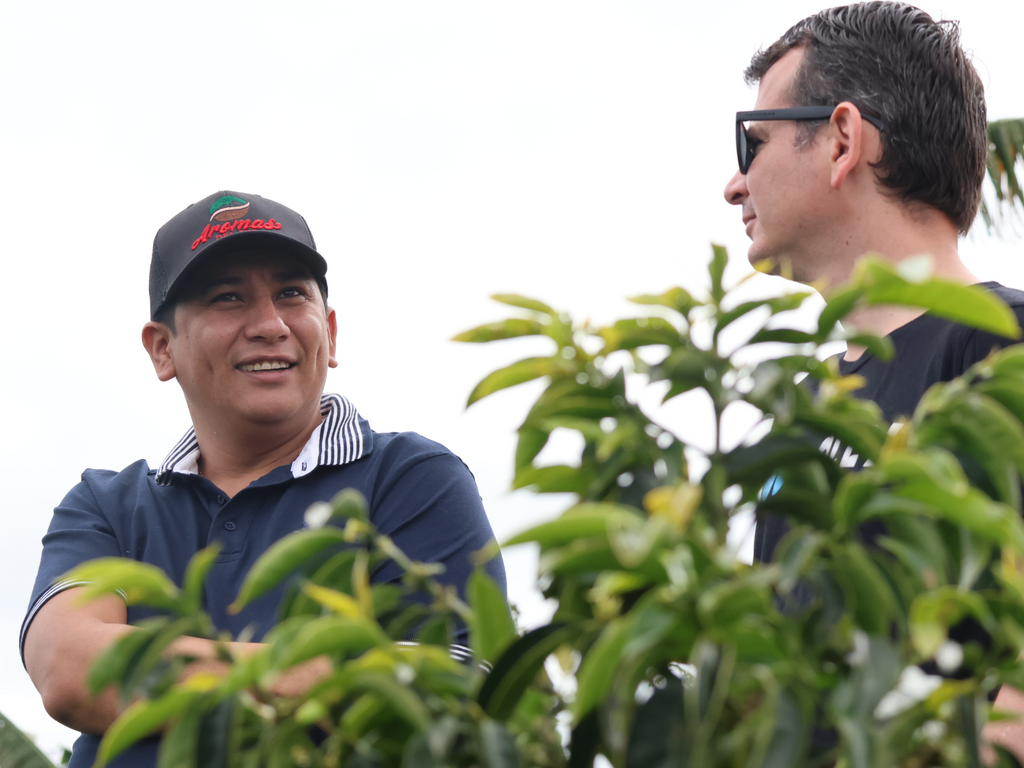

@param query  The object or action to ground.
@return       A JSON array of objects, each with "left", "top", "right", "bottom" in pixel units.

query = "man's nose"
[
  {"left": 723, "top": 169, "right": 748, "bottom": 205},
  {"left": 245, "top": 296, "right": 289, "bottom": 340}
]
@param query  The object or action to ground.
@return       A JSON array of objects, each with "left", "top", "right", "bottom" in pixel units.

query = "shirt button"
[
  {"left": 224, "top": 521, "right": 237, "bottom": 531},
  {"left": 217, "top": 495, "right": 227, "bottom": 504}
]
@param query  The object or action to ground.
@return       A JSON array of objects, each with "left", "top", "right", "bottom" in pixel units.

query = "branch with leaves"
[{"left": 981, "top": 118, "right": 1024, "bottom": 232}]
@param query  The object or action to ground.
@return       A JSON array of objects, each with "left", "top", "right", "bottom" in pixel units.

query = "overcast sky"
[{"left": 1, "top": 0, "right": 1020, "bottom": 759}]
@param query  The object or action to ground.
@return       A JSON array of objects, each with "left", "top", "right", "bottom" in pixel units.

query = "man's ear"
[
  {"left": 828, "top": 101, "right": 866, "bottom": 190},
  {"left": 141, "top": 321, "right": 178, "bottom": 382},
  {"left": 327, "top": 307, "right": 338, "bottom": 369}
]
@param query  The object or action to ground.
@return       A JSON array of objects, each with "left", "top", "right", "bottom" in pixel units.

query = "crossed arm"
[{"left": 23, "top": 589, "right": 330, "bottom": 735}]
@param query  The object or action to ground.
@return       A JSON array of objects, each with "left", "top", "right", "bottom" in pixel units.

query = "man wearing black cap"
[{"left": 21, "top": 191, "right": 507, "bottom": 768}]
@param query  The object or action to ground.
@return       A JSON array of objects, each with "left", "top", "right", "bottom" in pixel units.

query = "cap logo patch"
[
  {"left": 210, "top": 195, "right": 250, "bottom": 222},
  {"left": 190, "top": 194, "right": 284, "bottom": 250}
]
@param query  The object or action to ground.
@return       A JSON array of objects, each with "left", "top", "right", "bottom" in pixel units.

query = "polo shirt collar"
[{"left": 155, "top": 393, "right": 371, "bottom": 486}]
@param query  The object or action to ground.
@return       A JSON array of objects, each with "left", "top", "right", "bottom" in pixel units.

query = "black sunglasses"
[{"left": 735, "top": 106, "right": 886, "bottom": 174}]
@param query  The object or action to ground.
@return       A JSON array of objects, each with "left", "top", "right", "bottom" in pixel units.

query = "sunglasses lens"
[
  {"left": 741, "top": 123, "right": 757, "bottom": 174},
  {"left": 736, "top": 122, "right": 746, "bottom": 173},
  {"left": 737, "top": 122, "right": 756, "bottom": 174}
]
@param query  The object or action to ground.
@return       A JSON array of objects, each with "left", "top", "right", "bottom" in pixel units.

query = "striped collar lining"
[{"left": 155, "top": 393, "right": 370, "bottom": 485}]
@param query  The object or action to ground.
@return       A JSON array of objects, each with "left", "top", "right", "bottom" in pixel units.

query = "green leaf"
[
  {"left": 696, "top": 581, "right": 771, "bottom": 629},
  {"left": 724, "top": 434, "right": 839, "bottom": 486},
  {"left": 835, "top": 716, "right": 872, "bottom": 768},
  {"left": 275, "top": 615, "right": 387, "bottom": 669},
  {"left": 986, "top": 118, "right": 1024, "bottom": 227},
  {"left": 467, "top": 569, "right": 518, "bottom": 663},
  {"left": 330, "top": 488, "right": 369, "bottom": 522},
  {"left": 511, "top": 464, "right": 585, "bottom": 494},
  {"left": 279, "top": 548, "right": 359, "bottom": 619},
  {"left": 514, "top": 427, "right": 550, "bottom": 471},
  {"left": 537, "top": 416, "right": 605, "bottom": 442},
  {"left": 155, "top": 704, "right": 200, "bottom": 768},
  {"left": 625, "top": 679, "right": 684, "bottom": 768},
  {"left": 747, "top": 329, "right": 817, "bottom": 345},
  {"left": 989, "top": 344, "right": 1024, "bottom": 378},
  {"left": 63, "top": 559, "right": 182, "bottom": 612},
  {"left": 97, "top": 690, "right": 199, "bottom": 766},
  {"left": 503, "top": 504, "right": 639, "bottom": 548},
  {"left": 761, "top": 690, "right": 809, "bottom": 768},
  {"left": 916, "top": 391, "right": 1024, "bottom": 505},
  {"left": 895, "top": 477, "right": 1024, "bottom": 552},
  {"left": 120, "top": 616, "right": 204, "bottom": 701},
  {"left": 490, "top": 294, "right": 556, "bottom": 316},
  {"left": 467, "top": 358, "right": 576, "bottom": 406},
  {"left": 599, "top": 318, "right": 680, "bottom": 352},
  {"left": 716, "top": 294, "right": 809, "bottom": 337},
  {"left": 0, "top": 709, "right": 60, "bottom": 768},
  {"left": 88, "top": 621, "right": 166, "bottom": 695},
  {"left": 854, "top": 257, "right": 1021, "bottom": 339},
  {"left": 818, "top": 286, "right": 865, "bottom": 337},
  {"left": 229, "top": 527, "right": 347, "bottom": 613},
  {"left": 607, "top": 512, "right": 659, "bottom": 569},
  {"left": 181, "top": 545, "right": 221, "bottom": 616},
  {"left": 477, "top": 720, "right": 521, "bottom": 768},
  {"left": 709, "top": 244, "right": 729, "bottom": 304},
  {"left": 840, "top": 333, "right": 894, "bottom": 361},
  {"left": 958, "top": 694, "right": 983, "bottom": 768},
  {"left": 347, "top": 670, "right": 431, "bottom": 732},
  {"left": 195, "top": 699, "right": 233, "bottom": 768},
  {"left": 478, "top": 624, "right": 578, "bottom": 720},
  {"left": 831, "top": 635, "right": 900, "bottom": 719},
  {"left": 402, "top": 732, "right": 436, "bottom": 768},
  {"left": 572, "top": 617, "right": 632, "bottom": 721},
  {"left": 975, "top": 378, "right": 1024, "bottom": 425},
  {"left": 452, "top": 318, "right": 547, "bottom": 343},
  {"left": 629, "top": 286, "right": 700, "bottom": 317},
  {"left": 910, "top": 587, "right": 990, "bottom": 657},
  {"left": 832, "top": 545, "right": 898, "bottom": 635}
]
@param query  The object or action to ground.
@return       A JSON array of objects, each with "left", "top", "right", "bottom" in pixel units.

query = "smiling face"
[
  {"left": 144, "top": 249, "right": 337, "bottom": 438},
  {"left": 723, "top": 47, "right": 838, "bottom": 280}
]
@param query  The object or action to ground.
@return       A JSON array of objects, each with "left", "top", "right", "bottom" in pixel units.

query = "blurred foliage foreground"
[{"left": 65, "top": 246, "right": 1024, "bottom": 768}]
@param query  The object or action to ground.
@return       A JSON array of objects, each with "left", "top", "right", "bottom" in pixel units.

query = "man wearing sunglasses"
[{"left": 725, "top": 1, "right": 1024, "bottom": 759}]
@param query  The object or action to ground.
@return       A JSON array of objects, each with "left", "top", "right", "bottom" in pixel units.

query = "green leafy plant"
[
  {"left": 981, "top": 117, "right": 1024, "bottom": 233},
  {"left": 66, "top": 246, "right": 1024, "bottom": 768},
  {"left": 0, "top": 710, "right": 61, "bottom": 768},
  {"left": 64, "top": 490, "right": 547, "bottom": 768},
  {"left": 455, "top": 247, "right": 1024, "bottom": 768}
]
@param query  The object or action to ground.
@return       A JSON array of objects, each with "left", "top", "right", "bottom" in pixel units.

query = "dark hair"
[
  {"left": 154, "top": 277, "right": 329, "bottom": 333},
  {"left": 745, "top": 2, "right": 987, "bottom": 233}
]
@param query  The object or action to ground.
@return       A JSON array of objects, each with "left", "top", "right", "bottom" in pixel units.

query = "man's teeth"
[{"left": 240, "top": 361, "right": 291, "bottom": 372}]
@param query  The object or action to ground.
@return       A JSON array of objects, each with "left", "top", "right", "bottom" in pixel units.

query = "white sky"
[{"left": 1, "top": 0, "right": 1021, "bottom": 759}]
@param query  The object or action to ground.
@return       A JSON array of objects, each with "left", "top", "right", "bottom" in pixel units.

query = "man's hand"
[{"left": 985, "top": 684, "right": 1024, "bottom": 764}]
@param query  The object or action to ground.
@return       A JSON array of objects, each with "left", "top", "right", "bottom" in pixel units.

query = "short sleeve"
[
  {"left": 20, "top": 472, "right": 123, "bottom": 662},
  {"left": 369, "top": 447, "right": 507, "bottom": 597}
]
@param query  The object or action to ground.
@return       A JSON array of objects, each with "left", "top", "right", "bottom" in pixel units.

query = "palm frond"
[
  {"left": 980, "top": 117, "right": 1024, "bottom": 233},
  {"left": 0, "top": 711, "right": 60, "bottom": 768}
]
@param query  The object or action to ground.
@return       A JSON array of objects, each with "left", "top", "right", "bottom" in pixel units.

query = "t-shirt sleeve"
[
  {"left": 959, "top": 299, "right": 1024, "bottom": 369},
  {"left": 368, "top": 449, "right": 507, "bottom": 598},
  {"left": 20, "top": 473, "right": 123, "bottom": 663}
]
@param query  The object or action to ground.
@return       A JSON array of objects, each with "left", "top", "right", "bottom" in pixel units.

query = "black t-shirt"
[{"left": 754, "top": 281, "right": 1024, "bottom": 564}]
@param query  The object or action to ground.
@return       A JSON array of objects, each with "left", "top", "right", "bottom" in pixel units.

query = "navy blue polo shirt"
[{"left": 22, "top": 393, "right": 506, "bottom": 768}]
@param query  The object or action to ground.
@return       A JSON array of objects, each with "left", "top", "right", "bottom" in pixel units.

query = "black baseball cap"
[{"left": 149, "top": 190, "right": 328, "bottom": 320}]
